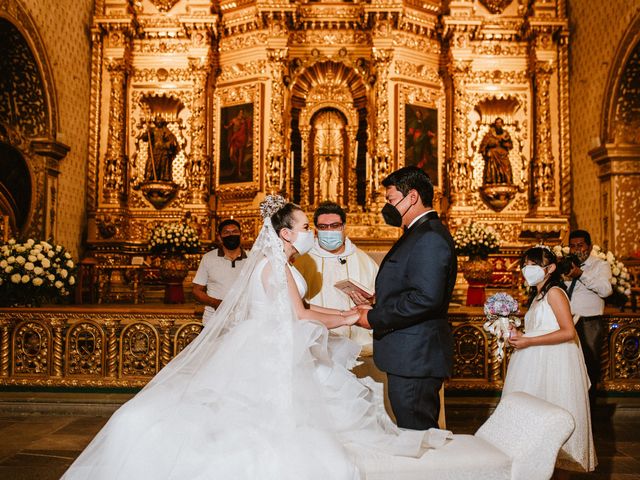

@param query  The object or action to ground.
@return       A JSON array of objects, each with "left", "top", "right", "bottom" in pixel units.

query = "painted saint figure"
[
  {"left": 224, "top": 109, "right": 252, "bottom": 177},
  {"left": 479, "top": 117, "right": 514, "bottom": 185},
  {"left": 142, "top": 117, "right": 179, "bottom": 182}
]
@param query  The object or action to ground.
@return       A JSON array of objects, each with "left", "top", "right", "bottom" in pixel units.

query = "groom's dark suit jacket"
[{"left": 368, "top": 211, "right": 457, "bottom": 378}]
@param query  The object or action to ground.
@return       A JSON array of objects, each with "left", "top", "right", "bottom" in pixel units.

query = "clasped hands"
[{"left": 345, "top": 291, "right": 374, "bottom": 329}]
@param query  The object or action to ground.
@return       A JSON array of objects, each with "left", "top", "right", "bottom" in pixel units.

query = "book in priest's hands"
[{"left": 334, "top": 278, "right": 374, "bottom": 299}]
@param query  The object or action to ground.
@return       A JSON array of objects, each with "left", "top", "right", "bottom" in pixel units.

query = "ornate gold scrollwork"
[
  {"left": 174, "top": 322, "right": 203, "bottom": 355},
  {"left": 66, "top": 322, "right": 105, "bottom": 377},
  {"left": 612, "top": 325, "right": 640, "bottom": 381},
  {"left": 13, "top": 320, "right": 51, "bottom": 376},
  {"left": 120, "top": 322, "right": 159, "bottom": 378},
  {"left": 452, "top": 324, "right": 488, "bottom": 379}
]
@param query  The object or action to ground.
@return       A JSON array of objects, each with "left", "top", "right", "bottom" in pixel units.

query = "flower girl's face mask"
[{"left": 521, "top": 264, "right": 547, "bottom": 287}]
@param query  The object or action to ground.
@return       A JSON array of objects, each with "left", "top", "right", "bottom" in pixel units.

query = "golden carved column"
[
  {"left": 266, "top": 48, "right": 288, "bottom": 194},
  {"left": 159, "top": 319, "right": 175, "bottom": 369},
  {"left": 299, "top": 126, "right": 311, "bottom": 208},
  {"left": 102, "top": 58, "right": 129, "bottom": 203},
  {"left": 0, "top": 318, "right": 12, "bottom": 377},
  {"left": 589, "top": 145, "right": 640, "bottom": 257},
  {"left": 448, "top": 62, "right": 473, "bottom": 207},
  {"left": 188, "top": 57, "right": 210, "bottom": 205},
  {"left": 347, "top": 126, "right": 358, "bottom": 211},
  {"left": 105, "top": 319, "right": 120, "bottom": 378},
  {"left": 372, "top": 48, "right": 393, "bottom": 201},
  {"left": 51, "top": 318, "right": 65, "bottom": 378},
  {"left": 531, "top": 61, "right": 556, "bottom": 212},
  {"left": 87, "top": 27, "right": 104, "bottom": 212}
]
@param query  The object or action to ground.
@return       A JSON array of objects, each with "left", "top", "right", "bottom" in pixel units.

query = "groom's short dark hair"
[{"left": 382, "top": 166, "right": 434, "bottom": 207}]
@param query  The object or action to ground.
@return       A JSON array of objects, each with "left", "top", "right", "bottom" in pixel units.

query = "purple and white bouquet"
[{"left": 483, "top": 292, "right": 521, "bottom": 362}]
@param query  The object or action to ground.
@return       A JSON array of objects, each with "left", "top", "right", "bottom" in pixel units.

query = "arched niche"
[
  {"left": 590, "top": 12, "right": 640, "bottom": 257},
  {"left": 0, "top": 142, "right": 32, "bottom": 235},
  {"left": 289, "top": 60, "right": 369, "bottom": 211},
  {"left": 0, "top": 3, "right": 68, "bottom": 240}
]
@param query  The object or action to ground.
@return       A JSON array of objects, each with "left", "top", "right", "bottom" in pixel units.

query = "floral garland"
[
  {"left": 453, "top": 222, "right": 500, "bottom": 259},
  {"left": 149, "top": 223, "right": 200, "bottom": 255},
  {"left": 552, "top": 245, "right": 632, "bottom": 301},
  {"left": 0, "top": 239, "right": 76, "bottom": 307},
  {"left": 483, "top": 292, "right": 521, "bottom": 362}
]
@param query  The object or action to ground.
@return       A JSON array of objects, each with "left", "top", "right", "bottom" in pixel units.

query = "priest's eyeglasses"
[{"left": 316, "top": 222, "right": 344, "bottom": 230}]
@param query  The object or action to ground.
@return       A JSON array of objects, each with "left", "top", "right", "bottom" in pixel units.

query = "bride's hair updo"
[
  {"left": 271, "top": 203, "right": 303, "bottom": 236},
  {"left": 259, "top": 195, "right": 303, "bottom": 236}
]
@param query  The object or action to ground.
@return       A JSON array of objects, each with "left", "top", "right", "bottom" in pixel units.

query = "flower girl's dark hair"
[{"left": 520, "top": 246, "right": 567, "bottom": 306}]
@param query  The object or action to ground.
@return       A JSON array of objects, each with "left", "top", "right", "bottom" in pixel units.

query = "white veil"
[{"left": 140, "top": 195, "right": 293, "bottom": 395}]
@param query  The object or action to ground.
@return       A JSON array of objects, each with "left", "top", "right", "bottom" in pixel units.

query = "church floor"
[{"left": 0, "top": 393, "right": 637, "bottom": 479}]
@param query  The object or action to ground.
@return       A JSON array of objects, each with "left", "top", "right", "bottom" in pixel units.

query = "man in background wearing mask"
[
  {"left": 192, "top": 219, "right": 248, "bottom": 324},
  {"left": 565, "top": 229, "right": 612, "bottom": 409},
  {"left": 355, "top": 166, "right": 457, "bottom": 431},
  {"left": 294, "top": 201, "right": 379, "bottom": 352}
]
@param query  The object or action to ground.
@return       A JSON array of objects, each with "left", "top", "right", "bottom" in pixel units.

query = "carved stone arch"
[
  {"left": 290, "top": 61, "right": 368, "bottom": 210},
  {"left": 0, "top": 2, "right": 69, "bottom": 240},
  {"left": 0, "top": 1, "right": 59, "bottom": 138},
  {"left": 601, "top": 11, "right": 640, "bottom": 145}
]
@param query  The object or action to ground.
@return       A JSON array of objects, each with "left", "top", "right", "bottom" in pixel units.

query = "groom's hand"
[{"left": 355, "top": 305, "right": 372, "bottom": 329}]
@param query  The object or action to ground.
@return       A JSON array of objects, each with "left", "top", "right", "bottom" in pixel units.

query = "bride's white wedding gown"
[{"left": 63, "top": 252, "right": 440, "bottom": 480}]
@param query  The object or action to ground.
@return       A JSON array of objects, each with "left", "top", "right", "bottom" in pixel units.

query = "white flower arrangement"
[
  {"left": 149, "top": 222, "right": 200, "bottom": 255},
  {"left": 453, "top": 222, "right": 500, "bottom": 259},
  {"left": 553, "top": 244, "right": 632, "bottom": 301},
  {"left": 0, "top": 239, "right": 76, "bottom": 306}
]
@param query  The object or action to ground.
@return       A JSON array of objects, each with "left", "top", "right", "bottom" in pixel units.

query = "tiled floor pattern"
[{"left": 0, "top": 394, "right": 637, "bottom": 479}]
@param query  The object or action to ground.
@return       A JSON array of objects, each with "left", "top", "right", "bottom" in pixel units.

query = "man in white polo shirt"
[
  {"left": 192, "top": 219, "right": 248, "bottom": 324},
  {"left": 565, "top": 229, "right": 612, "bottom": 408}
]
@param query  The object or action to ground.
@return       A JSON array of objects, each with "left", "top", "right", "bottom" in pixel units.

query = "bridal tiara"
[
  {"left": 534, "top": 244, "right": 552, "bottom": 252},
  {"left": 260, "top": 194, "right": 287, "bottom": 218}
]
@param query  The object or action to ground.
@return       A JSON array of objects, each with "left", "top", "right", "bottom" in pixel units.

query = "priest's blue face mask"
[{"left": 317, "top": 230, "right": 344, "bottom": 251}]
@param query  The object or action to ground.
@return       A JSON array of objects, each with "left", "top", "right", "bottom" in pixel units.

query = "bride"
[{"left": 62, "top": 196, "right": 443, "bottom": 480}]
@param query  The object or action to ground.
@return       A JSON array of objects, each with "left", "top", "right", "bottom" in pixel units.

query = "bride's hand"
[{"left": 342, "top": 312, "right": 360, "bottom": 326}]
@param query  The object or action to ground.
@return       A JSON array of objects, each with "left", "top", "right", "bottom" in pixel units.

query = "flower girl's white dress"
[
  {"left": 62, "top": 218, "right": 446, "bottom": 480},
  {"left": 502, "top": 287, "right": 596, "bottom": 471}
]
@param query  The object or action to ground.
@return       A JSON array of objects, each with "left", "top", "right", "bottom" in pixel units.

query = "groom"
[{"left": 356, "top": 166, "right": 457, "bottom": 430}]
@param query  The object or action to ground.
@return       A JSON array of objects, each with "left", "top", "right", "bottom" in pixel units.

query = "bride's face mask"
[{"left": 282, "top": 211, "right": 314, "bottom": 255}]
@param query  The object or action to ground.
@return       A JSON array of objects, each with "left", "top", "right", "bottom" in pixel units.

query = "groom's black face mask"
[{"left": 382, "top": 195, "right": 410, "bottom": 228}]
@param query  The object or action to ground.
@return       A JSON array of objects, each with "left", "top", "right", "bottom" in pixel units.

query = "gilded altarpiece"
[{"left": 83, "top": 2, "right": 572, "bottom": 285}]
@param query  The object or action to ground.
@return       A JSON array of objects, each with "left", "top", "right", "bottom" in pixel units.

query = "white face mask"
[
  {"left": 290, "top": 230, "right": 314, "bottom": 255},
  {"left": 521, "top": 265, "right": 546, "bottom": 287}
]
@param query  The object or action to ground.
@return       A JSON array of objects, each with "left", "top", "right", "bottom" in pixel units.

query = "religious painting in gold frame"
[
  {"left": 213, "top": 84, "right": 262, "bottom": 198},
  {"left": 397, "top": 85, "right": 445, "bottom": 188},
  {"left": 219, "top": 103, "right": 254, "bottom": 185}
]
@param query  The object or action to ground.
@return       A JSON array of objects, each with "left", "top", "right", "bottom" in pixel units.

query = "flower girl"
[{"left": 504, "top": 246, "right": 596, "bottom": 472}]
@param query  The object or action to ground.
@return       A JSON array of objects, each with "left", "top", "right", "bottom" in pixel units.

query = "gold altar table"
[{"left": 0, "top": 306, "right": 637, "bottom": 392}]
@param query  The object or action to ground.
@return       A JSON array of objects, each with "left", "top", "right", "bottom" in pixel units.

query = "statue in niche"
[
  {"left": 142, "top": 116, "right": 179, "bottom": 182},
  {"left": 319, "top": 155, "right": 339, "bottom": 202},
  {"left": 479, "top": 117, "right": 514, "bottom": 185}
]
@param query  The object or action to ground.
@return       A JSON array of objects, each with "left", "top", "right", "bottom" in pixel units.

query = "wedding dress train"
[{"left": 62, "top": 219, "right": 444, "bottom": 480}]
